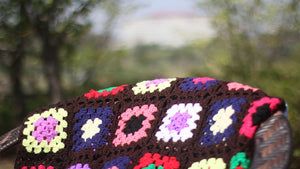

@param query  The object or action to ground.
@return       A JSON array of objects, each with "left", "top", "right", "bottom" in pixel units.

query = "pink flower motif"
[
  {"left": 113, "top": 104, "right": 157, "bottom": 146},
  {"left": 239, "top": 97, "right": 281, "bottom": 138},
  {"left": 32, "top": 116, "right": 59, "bottom": 143},
  {"left": 109, "top": 167, "right": 119, "bottom": 169},
  {"left": 227, "top": 82, "right": 259, "bottom": 92}
]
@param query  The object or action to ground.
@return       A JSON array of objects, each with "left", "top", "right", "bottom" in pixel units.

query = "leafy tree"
[
  {"left": 25, "top": 0, "right": 106, "bottom": 103},
  {"left": 0, "top": 0, "right": 30, "bottom": 123},
  {"left": 198, "top": 0, "right": 300, "bottom": 78},
  {"left": 0, "top": 0, "right": 135, "bottom": 127},
  {"left": 0, "top": 0, "right": 105, "bottom": 123},
  {"left": 196, "top": 0, "right": 300, "bottom": 168}
]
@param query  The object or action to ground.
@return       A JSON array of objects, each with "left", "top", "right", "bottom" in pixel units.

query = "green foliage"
[{"left": 195, "top": 0, "right": 300, "bottom": 168}]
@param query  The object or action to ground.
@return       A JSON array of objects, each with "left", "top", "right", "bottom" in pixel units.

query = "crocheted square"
[
  {"left": 188, "top": 158, "right": 226, "bottom": 169},
  {"left": 84, "top": 85, "right": 128, "bottom": 99},
  {"left": 230, "top": 152, "right": 251, "bottom": 169},
  {"left": 21, "top": 165, "right": 54, "bottom": 169},
  {"left": 102, "top": 156, "right": 131, "bottom": 169},
  {"left": 227, "top": 82, "right": 259, "bottom": 92},
  {"left": 133, "top": 153, "right": 180, "bottom": 169},
  {"left": 72, "top": 106, "right": 113, "bottom": 152},
  {"left": 199, "top": 97, "right": 246, "bottom": 146},
  {"left": 180, "top": 77, "right": 219, "bottom": 91},
  {"left": 155, "top": 103, "right": 202, "bottom": 142},
  {"left": 132, "top": 78, "right": 176, "bottom": 95},
  {"left": 239, "top": 97, "right": 281, "bottom": 138},
  {"left": 113, "top": 104, "right": 157, "bottom": 146},
  {"left": 68, "top": 163, "right": 91, "bottom": 169},
  {"left": 22, "top": 108, "right": 68, "bottom": 154},
  {"left": 14, "top": 77, "right": 287, "bottom": 169}
]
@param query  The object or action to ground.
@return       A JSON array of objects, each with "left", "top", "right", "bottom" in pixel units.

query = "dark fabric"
[{"left": 15, "top": 77, "right": 286, "bottom": 169}]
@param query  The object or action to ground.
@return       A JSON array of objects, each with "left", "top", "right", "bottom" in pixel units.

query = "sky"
[
  {"left": 129, "top": 0, "right": 200, "bottom": 19},
  {"left": 90, "top": 0, "right": 201, "bottom": 34}
]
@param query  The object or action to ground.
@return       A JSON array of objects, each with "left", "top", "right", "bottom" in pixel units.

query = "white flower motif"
[
  {"left": 156, "top": 103, "right": 202, "bottom": 142},
  {"left": 81, "top": 118, "right": 102, "bottom": 141}
]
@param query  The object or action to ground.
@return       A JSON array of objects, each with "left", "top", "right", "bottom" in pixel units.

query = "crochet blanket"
[{"left": 15, "top": 77, "right": 286, "bottom": 169}]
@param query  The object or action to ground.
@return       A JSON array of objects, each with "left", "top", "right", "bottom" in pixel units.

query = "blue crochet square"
[{"left": 72, "top": 106, "right": 113, "bottom": 152}]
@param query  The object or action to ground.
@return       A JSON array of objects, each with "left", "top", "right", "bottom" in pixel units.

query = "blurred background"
[{"left": 0, "top": 0, "right": 299, "bottom": 168}]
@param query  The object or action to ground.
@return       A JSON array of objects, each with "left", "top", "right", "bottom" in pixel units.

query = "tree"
[
  {"left": 0, "top": 0, "right": 135, "bottom": 125},
  {"left": 0, "top": 0, "right": 105, "bottom": 124},
  {"left": 26, "top": 0, "right": 106, "bottom": 103},
  {"left": 197, "top": 0, "right": 300, "bottom": 79},
  {"left": 0, "top": 0, "right": 30, "bottom": 123},
  {"left": 196, "top": 1, "right": 300, "bottom": 168}
]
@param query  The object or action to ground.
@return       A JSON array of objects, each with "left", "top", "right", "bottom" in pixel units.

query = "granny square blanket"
[{"left": 15, "top": 77, "right": 286, "bottom": 169}]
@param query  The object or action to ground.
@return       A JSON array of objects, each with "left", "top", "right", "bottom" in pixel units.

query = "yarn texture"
[{"left": 15, "top": 77, "right": 286, "bottom": 169}]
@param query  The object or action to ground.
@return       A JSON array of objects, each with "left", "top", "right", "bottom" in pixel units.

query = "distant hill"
[{"left": 113, "top": 12, "right": 215, "bottom": 48}]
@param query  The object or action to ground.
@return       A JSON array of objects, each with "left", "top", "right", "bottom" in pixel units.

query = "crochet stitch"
[
  {"left": 239, "top": 97, "right": 281, "bottom": 138},
  {"left": 227, "top": 82, "right": 259, "bottom": 92},
  {"left": 229, "top": 152, "right": 251, "bottom": 169},
  {"left": 132, "top": 78, "right": 176, "bottom": 95},
  {"left": 156, "top": 103, "right": 201, "bottom": 142},
  {"left": 133, "top": 153, "right": 180, "bottom": 169},
  {"left": 84, "top": 85, "right": 128, "bottom": 99},
  {"left": 31, "top": 116, "right": 59, "bottom": 143},
  {"left": 72, "top": 106, "right": 113, "bottom": 152},
  {"left": 102, "top": 156, "right": 131, "bottom": 169},
  {"left": 15, "top": 77, "right": 286, "bottom": 169},
  {"left": 22, "top": 108, "right": 67, "bottom": 154},
  {"left": 188, "top": 158, "right": 226, "bottom": 169},
  {"left": 199, "top": 97, "right": 246, "bottom": 146},
  {"left": 180, "top": 77, "right": 219, "bottom": 91},
  {"left": 68, "top": 163, "right": 91, "bottom": 169},
  {"left": 113, "top": 104, "right": 157, "bottom": 146},
  {"left": 21, "top": 165, "right": 54, "bottom": 169}
]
